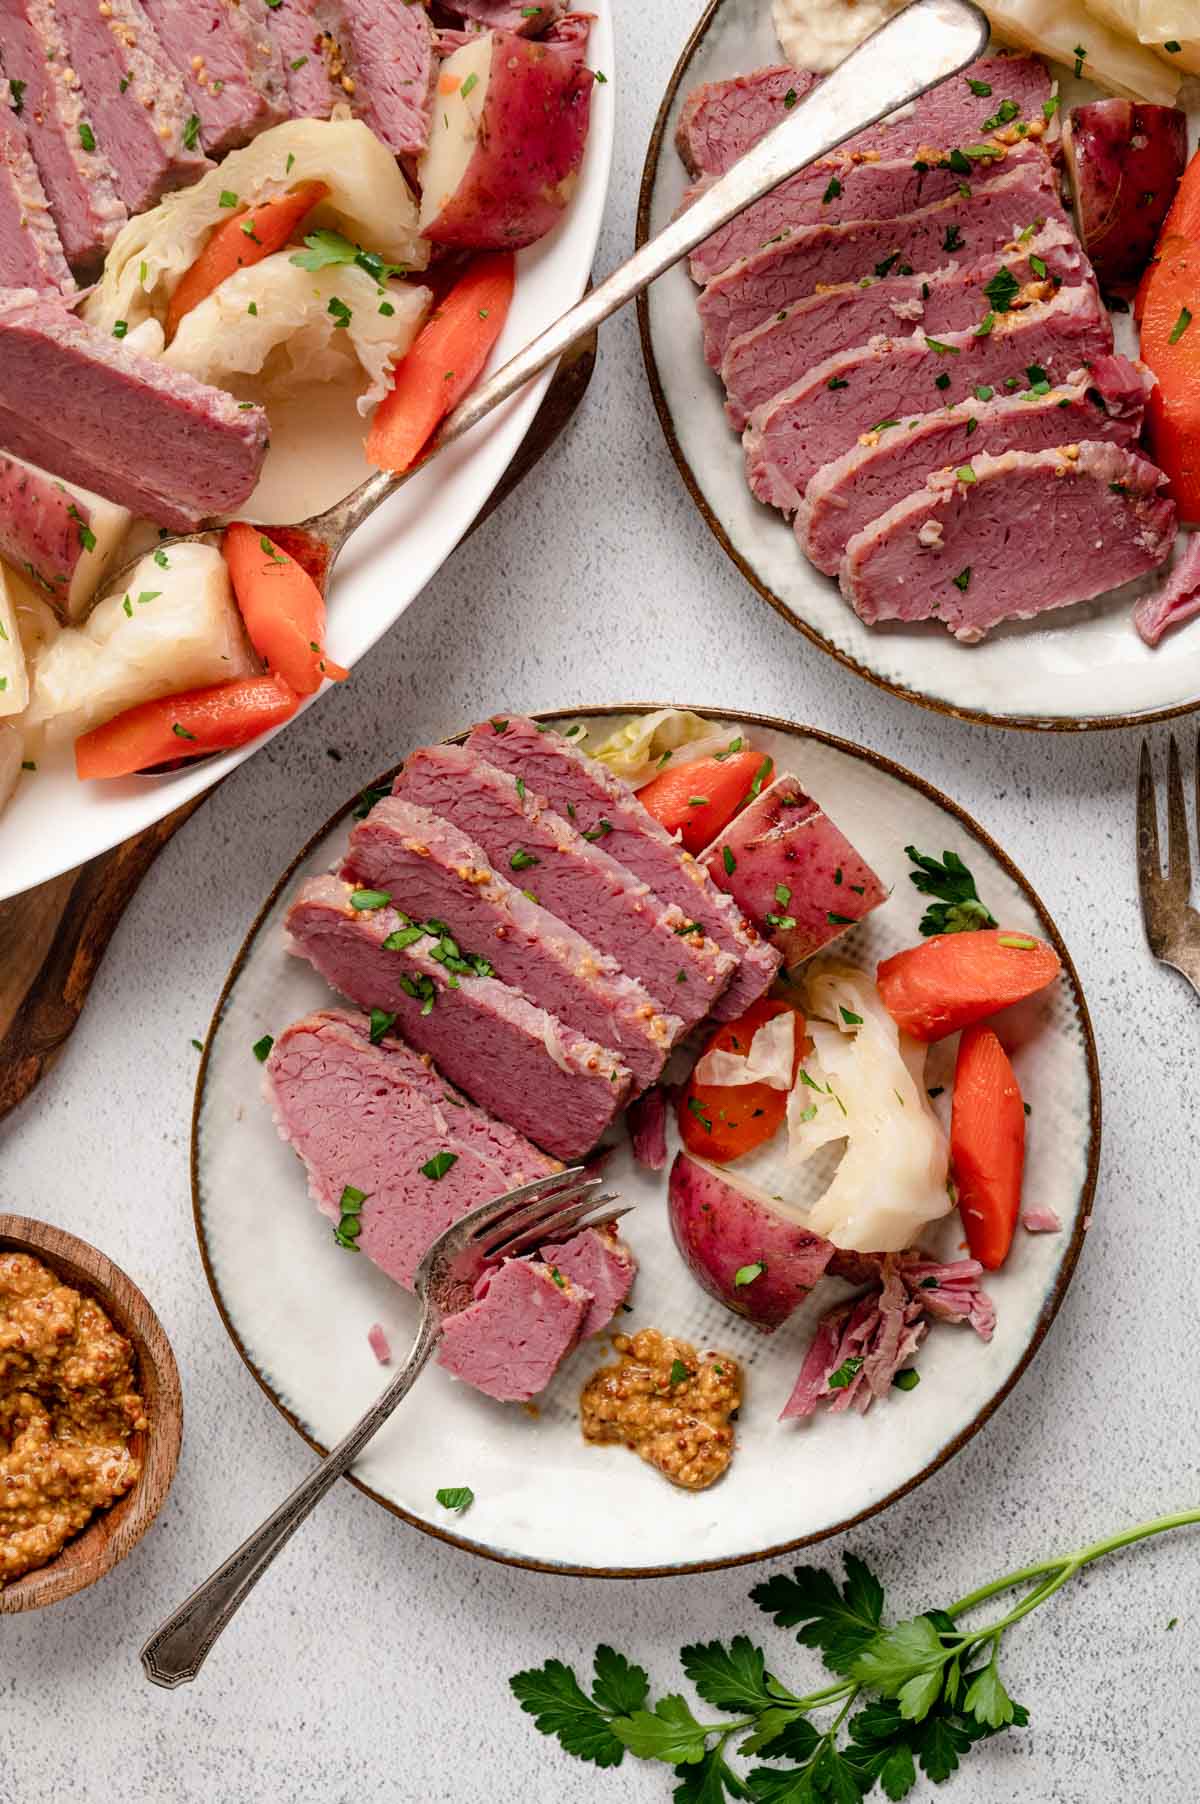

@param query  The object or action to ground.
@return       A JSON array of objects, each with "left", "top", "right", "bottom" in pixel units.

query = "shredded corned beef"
[
  {"left": 627, "top": 1086, "right": 668, "bottom": 1171},
  {"left": 780, "top": 1252, "right": 995, "bottom": 1420},
  {"left": 1022, "top": 1208, "right": 1062, "bottom": 1234},
  {"left": 367, "top": 1323, "right": 392, "bottom": 1364}
]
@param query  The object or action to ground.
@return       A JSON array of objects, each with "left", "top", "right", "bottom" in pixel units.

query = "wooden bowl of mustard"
[{"left": 0, "top": 1215, "right": 182, "bottom": 1612}]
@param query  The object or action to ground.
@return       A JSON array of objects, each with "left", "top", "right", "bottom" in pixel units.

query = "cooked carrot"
[
  {"left": 876, "top": 929, "right": 1061, "bottom": 1043},
  {"left": 76, "top": 675, "right": 299, "bottom": 779},
  {"left": 951, "top": 1024, "right": 1025, "bottom": 1270},
  {"left": 678, "top": 998, "right": 805, "bottom": 1164},
  {"left": 365, "top": 252, "right": 516, "bottom": 473},
  {"left": 1137, "top": 150, "right": 1200, "bottom": 319},
  {"left": 1140, "top": 234, "right": 1200, "bottom": 523},
  {"left": 636, "top": 749, "right": 772, "bottom": 855},
  {"left": 223, "top": 522, "right": 347, "bottom": 697},
  {"left": 165, "top": 180, "right": 329, "bottom": 340}
]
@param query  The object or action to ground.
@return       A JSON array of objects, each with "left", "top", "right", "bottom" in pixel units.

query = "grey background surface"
[{"left": 3, "top": 3, "right": 1199, "bottom": 1797}]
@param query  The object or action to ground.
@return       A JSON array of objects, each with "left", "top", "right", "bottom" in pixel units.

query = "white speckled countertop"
[{"left": 3, "top": 5, "right": 1200, "bottom": 1798}]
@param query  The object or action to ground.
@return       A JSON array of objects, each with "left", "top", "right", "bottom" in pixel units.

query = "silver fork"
[
  {"left": 140, "top": 1168, "right": 625, "bottom": 1688},
  {"left": 1137, "top": 733, "right": 1200, "bottom": 1000}
]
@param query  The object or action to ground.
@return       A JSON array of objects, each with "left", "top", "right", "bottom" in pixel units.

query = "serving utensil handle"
[
  {"left": 140, "top": 1313, "right": 441, "bottom": 1689},
  {"left": 315, "top": 0, "right": 990, "bottom": 556}
]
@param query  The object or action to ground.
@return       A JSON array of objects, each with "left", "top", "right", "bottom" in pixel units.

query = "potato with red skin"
[
  {"left": 668, "top": 1151, "right": 834, "bottom": 1331},
  {"left": 1063, "top": 101, "right": 1186, "bottom": 296},
  {"left": 417, "top": 30, "right": 594, "bottom": 250}
]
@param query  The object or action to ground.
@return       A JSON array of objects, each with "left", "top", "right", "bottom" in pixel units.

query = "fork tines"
[{"left": 1137, "top": 733, "right": 1200, "bottom": 983}]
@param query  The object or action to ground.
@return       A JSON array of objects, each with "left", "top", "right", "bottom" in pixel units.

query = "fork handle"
[{"left": 140, "top": 1312, "right": 441, "bottom": 1689}]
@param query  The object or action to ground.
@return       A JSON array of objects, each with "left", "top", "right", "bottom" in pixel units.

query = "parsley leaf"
[
  {"left": 681, "top": 1638, "right": 781, "bottom": 1714},
  {"left": 612, "top": 1696, "right": 710, "bottom": 1765},
  {"left": 904, "top": 846, "right": 997, "bottom": 936},
  {"left": 591, "top": 1646, "right": 650, "bottom": 1717},
  {"left": 751, "top": 1554, "right": 885, "bottom": 1676},
  {"left": 510, "top": 1660, "right": 627, "bottom": 1768}
]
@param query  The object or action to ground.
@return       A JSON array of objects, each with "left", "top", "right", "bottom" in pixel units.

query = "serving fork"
[
  {"left": 140, "top": 1167, "right": 626, "bottom": 1688},
  {"left": 1137, "top": 733, "right": 1200, "bottom": 1000}
]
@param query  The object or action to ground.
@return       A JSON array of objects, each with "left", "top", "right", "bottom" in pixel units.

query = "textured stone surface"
[{"left": 2, "top": 1, "right": 1200, "bottom": 1796}]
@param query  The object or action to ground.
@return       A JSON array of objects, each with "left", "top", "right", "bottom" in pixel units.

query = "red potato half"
[
  {"left": 417, "top": 29, "right": 594, "bottom": 249},
  {"left": 1064, "top": 100, "right": 1187, "bottom": 296},
  {"left": 701, "top": 774, "right": 888, "bottom": 969},
  {"left": 668, "top": 1151, "right": 835, "bottom": 1331}
]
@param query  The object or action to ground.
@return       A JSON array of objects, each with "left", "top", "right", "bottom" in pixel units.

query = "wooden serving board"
[{"left": 0, "top": 331, "right": 598, "bottom": 1126}]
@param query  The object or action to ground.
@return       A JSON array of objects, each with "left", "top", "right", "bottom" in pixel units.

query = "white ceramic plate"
[
  {"left": 637, "top": 0, "right": 1200, "bottom": 730},
  {"left": 0, "top": 17, "right": 615, "bottom": 904},
  {"left": 193, "top": 705, "right": 1099, "bottom": 1576}
]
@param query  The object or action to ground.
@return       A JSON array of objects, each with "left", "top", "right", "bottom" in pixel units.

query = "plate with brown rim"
[
  {"left": 192, "top": 705, "right": 1098, "bottom": 1577},
  {"left": 636, "top": 0, "right": 1200, "bottom": 732}
]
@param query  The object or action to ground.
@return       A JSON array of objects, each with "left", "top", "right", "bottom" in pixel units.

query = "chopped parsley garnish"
[
  {"left": 952, "top": 567, "right": 972, "bottom": 592},
  {"left": 583, "top": 818, "right": 613, "bottom": 841},
  {"left": 924, "top": 336, "right": 959, "bottom": 355},
  {"left": 956, "top": 464, "right": 977, "bottom": 484},
  {"left": 78, "top": 121, "right": 96, "bottom": 152},
  {"left": 327, "top": 295, "right": 352, "bottom": 329},
  {"left": 966, "top": 416, "right": 979, "bottom": 437},
  {"left": 973, "top": 312, "right": 995, "bottom": 337},
  {"left": 112, "top": 320, "right": 128, "bottom": 340},
  {"left": 241, "top": 219, "right": 261, "bottom": 242},
  {"left": 944, "top": 224, "right": 964, "bottom": 253},
  {"left": 460, "top": 72, "right": 479, "bottom": 100},
  {"left": 732, "top": 1262, "right": 764, "bottom": 1287},
  {"left": 827, "top": 375, "right": 849, "bottom": 390},
  {"left": 827, "top": 1356, "right": 863, "bottom": 1390},
  {"left": 291, "top": 227, "right": 409, "bottom": 285},
  {"left": 259, "top": 536, "right": 285, "bottom": 562},
  {"left": 379, "top": 301, "right": 395, "bottom": 316},
  {"left": 822, "top": 175, "right": 842, "bottom": 204},
  {"left": 668, "top": 1359, "right": 689, "bottom": 1387},
  {"left": 839, "top": 1007, "right": 863, "bottom": 1026},
  {"left": 687, "top": 1096, "right": 713, "bottom": 1133},
  {"left": 826, "top": 912, "right": 854, "bottom": 926},
  {"left": 247, "top": 301, "right": 257, "bottom": 316},
  {"left": 368, "top": 1008, "right": 396, "bottom": 1044},
  {"left": 674, "top": 920, "right": 700, "bottom": 936},
  {"left": 8, "top": 79, "right": 25, "bottom": 115},
  {"left": 722, "top": 846, "right": 736, "bottom": 877},
  {"left": 1043, "top": 94, "right": 1061, "bottom": 120},
  {"left": 947, "top": 148, "right": 972, "bottom": 174},
  {"left": 893, "top": 1368, "right": 921, "bottom": 1391},
  {"left": 252, "top": 1034, "right": 274, "bottom": 1062},
  {"left": 783, "top": 88, "right": 797, "bottom": 109},
  {"left": 870, "top": 418, "right": 900, "bottom": 433},
  {"left": 713, "top": 737, "right": 744, "bottom": 760},
  {"left": 983, "top": 266, "right": 1020, "bottom": 313},
  {"left": 688, "top": 795, "right": 709, "bottom": 807},
  {"left": 510, "top": 849, "right": 539, "bottom": 871},
  {"left": 967, "top": 77, "right": 992, "bottom": 96},
  {"left": 998, "top": 934, "right": 1037, "bottom": 950},
  {"left": 436, "top": 1486, "right": 473, "bottom": 1512},
  {"left": 1164, "top": 40, "right": 1182, "bottom": 53},
  {"left": 935, "top": 372, "right": 951, "bottom": 390},
  {"left": 749, "top": 756, "right": 771, "bottom": 798},
  {"left": 172, "top": 722, "right": 197, "bottom": 741},
  {"left": 153, "top": 547, "right": 170, "bottom": 568},
  {"left": 67, "top": 505, "right": 96, "bottom": 551},
  {"left": 515, "top": 776, "right": 526, "bottom": 800},
  {"left": 219, "top": 190, "right": 238, "bottom": 208},
  {"left": 350, "top": 888, "right": 391, "bottom": 910},
  {"left": 352, "top": 783, "right": 389, "bottom": 820},
  {"left": 1073, "top": 44, "right": 1086, "bottom": 78},
  {"left": 382, "top": 925, "right": 425, "bottom": 952},
  {"left": 1169, "top": 307, "right": 1193, "bottom": 345},
  {"left": 981, "top": 98, "right": 1020, "bottom": 131},
  {"left": 286, "top": 152, "right": 296, "bottom": 173},
  {"left": 291, "top": 56, "right": 309, "bottom": 70},
  {"left": 874, "top": 251, "right": 902, "bottom": 278},
  {"left": 182, "top": 113, "right": 201, "bottom": 150},
  {"left": 1029, "top": 254, "right": 1047, "bottom": 279},
  {"left": 775, "top": 883, "right": 791, "bottom": 905},
  {"left": 905, "top": 845, "right": 996, "bottom": 935},
  {"left": 420, "top": 1151, "right": 458, "bottom": 1181}
]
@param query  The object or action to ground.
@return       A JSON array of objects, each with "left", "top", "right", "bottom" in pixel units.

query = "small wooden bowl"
[{"left": 0, "top": 1214, "right": 182, "bottom": 1612}]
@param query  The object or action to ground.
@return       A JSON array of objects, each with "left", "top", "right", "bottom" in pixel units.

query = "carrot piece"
[
  {"left": 1140, "top": 234, "right": 1200, "bottom": 523},
  {"left": 165, "top": 180, "right": 329, "bottom": 340},
  {"left": 223, "top": 522, "right": 347, "bottom": 697},
  {"left": 875, "top": 929, "right": 1061, "bottom": 1043},
  {"left": 365, "top": 252, "right": 516, "bottom": 473},
  {"left": 1137, "top": 150, "right": 1200, "bottom": 320},
  {"left": 636, "top": 749, "right": 773, "bottom": 855},
  {"left": 951, "top": 1024, "right": 1025, "bottom": 1270},
  {"left": 678, "top": 998, "right": 805, "bottom": 1164},
  {"left": 75, "top": 675, "right": 298, "bottom": 780}
]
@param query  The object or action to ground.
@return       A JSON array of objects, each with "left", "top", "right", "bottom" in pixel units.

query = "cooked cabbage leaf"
[
  {"left": 986, "top": 0, "right": 1181, "bottom": 103},
  {"left": 1085, "top": 0, "right": 1200, "bottom": 75},
  {"left": 588, "top": 709, "right": 751, "bottom": 788}
]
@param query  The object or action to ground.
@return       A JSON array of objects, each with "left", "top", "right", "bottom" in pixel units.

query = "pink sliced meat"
[
  {"left": 346, "top": 796, "right": 682, "bottom": 1094},
  {"left": 392, "top": 742, "right": 736, "bottom": 1026},
  {"left": 0, "top": 449, "right": 97, "bottom": 603},
  {"left": 701, "top": 774, "right": 887, "bottom": 966},
  {"left": 721, "top": 220, "right": 1084, "bottom": 430},
  {"left": 840, "top": 442, "right": 1177, "bottom": 641},
  {"left": 538, "top": 1224, "right": 636, "bottom": 1338},
  {"left": 798, "top": 355, "right": 1148, "bottom": 574},
  {"left": 1022, "top": 1208, "right": 1062, "bottom": 1234},
  {"left": 268, "top": 0, "right": 336, "bottom": 116},
  {"left": 469, "top": 716, "right": 782, "bottom": 1020},
  {"left": 284, "top": 873, "right": 633, "bottom": 1160},
  {"left": 0, "top": 106, "right": 73, "bottom": 293},
  {"left": 140, "top": 0, "right": 287, "bottom": 155},
  {"left": 437, "top": 1258, "right": 590, "bottom": 1402},
  {"left": 367, "top": 1323, "right": 392, "bottom": 1363},
  {"left": 745, "top": 282, "right": 1113, "bottom": 516},
  {"left": 449, "top": 0, "right": 570, "bottom": 34},
  {"left": 314, "top": 0, "right": 437, "bottom": 159},
  {"left": 697, "top": 156, "right": 1070, "bottom": 368},
  {"left": 627, "top": 1085, "right": 667, "bottom": 1171},
  {"left": 675, "top": 65, "right": 819, "bottom": 178},
  {"left": 1134, "top": 532, "right": 1200, "bottom": 647}
]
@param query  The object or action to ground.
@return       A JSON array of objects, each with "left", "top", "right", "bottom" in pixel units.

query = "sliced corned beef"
[
  {"left": 285, "top": 873, "right": 633, "bottom": 1159},
  {"left": 538, "top": 1224, "right": 635, "bottom": 1338},
  {"left": 675, "top": 65, "right": 819, "bottom": 178},
  {"left": 0, "top": 449, "right": 130, "bottom": 616},
  {"left": 701, "top": 774, "right": 887, "bottom": 966},
  {"left": 0, "top": 5, "right": 126, "bottom": 269},
  {"left": 697, "top": 156, "right": 1070, "bottom": 368},
  {"left": 267, "top": 0, "right": 334, "bottom": 117},
  {"left": 0, "top": 287, "right": 269, "bottom": 528},
  {"left": 541, "top": 10, "right": 592, "bottom": 56},
  {"left": 798, "top": 355, "right": 1147, "bottom": 574},
  {"left": 139, "top": 0, "right": 288, "bottom": 155},
  {"left": 1134, "top": 533, "right": 1200, "bottom": 646},
  {"left": 310, "top": 0, "right": 437, "bottom": 159},
  {"left": 840, "top": 442, "right": 1177, "bottom": 640},
  {"left": 346, "top": 796, "right": 682, "bottom": 1094},
  {"left": 437, "top": 1258, "right": 589, "bottom": 1402},
  {"left": 0, "top": 105, "right": 73, "bottom": 293},
  {"left": 468, "top": 716, "right": 782, "bottom": 1020},
  {"left": 686, "top": 141, "right": 1047, "bottom": 287},
  {"left": 744, "top": 282, "right": 1113, "bottom": 515},
  {"left": 448, "top": 0, "right": 570, "bottom": 33},
  {"left": 676, "top": 53, "right": 1054, "bottom": 179},
  {"left": 392, "top": 742, "right": 736, "bottom": 1027},
  {"left": 265, "top": 1008, "right": 558, "bottom": 1289},
  {"left": 52, "top": 0, "right": 210, "bottom": 215},
  {"left": 627, "top": 1085, "right": 668, "bottom": 1170},
  {"left": 721, "top": 220, "right": 1085, "bottom": 430}
]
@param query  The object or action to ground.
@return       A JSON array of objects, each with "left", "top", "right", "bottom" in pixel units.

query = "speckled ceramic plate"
[
  {"left": 193, "top": 705, "right": 1099, "bottom": 1576},
  {"left": 637, "top": 0, "right": 1200, "bottom": 731}
]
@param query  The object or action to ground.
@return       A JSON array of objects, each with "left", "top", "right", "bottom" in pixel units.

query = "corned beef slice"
[
  {"left": 698, "top": 156, "right": 1071, "bottom": 368},
  {"left": 702, "top": 774, "right": 887, "bottom": 966},
  {"left": 267, "top": 0, "right": 336, "bottom": 117},
  {"left": 721, "top": 221, "right": 1085, "bottom": 430},
  {"left": 0, "top": 3, "right": 126, "bottom": 268},
  {"left": 0, "top": 288, "right": 269, "bottom": 528},
  {"left": 265, "top": 1008, "right": 558, "bottom": 1289},
  {"left": 798, "top": 356, "right": 1147, "bottom": 574},
  {"left": 840, "top": 442, "right": 1176, "bottom": 640},
  {"left": 347, "top": 796, "right": 681, "bottom": 1094},
  {"left": 308, "top": 0, "right": 437, "bottom": 159},
  {"left": 139, "top": 0, "right": 287, "bottom": 154},
  {"left": 676, "top": 53, "right": 1053, "bottom": 179},
  {"left": 284, "top": 873, "right": 633, "bottom": 1160},
  {"left": 449, "top": 0, "right": 570, "bottom": 34},
  {"left": 49, "top": 0, "right": 210, "bottom": 215},
  {"left": 1134, "top": 533, "right": 1200, "bottom": 645},
  {"left": 538, "top": 1224, "right": 635, "bottom": 1337},
  {"left": 468, "top": 716, "right": 782, "bottom": 1019},
  {"left": 437, "top": 1258, "right": 589, "bottom": 1402},
  {"left": 392, "top": 742, "right": 736, "bottom": 1026},
  {"left": 744, "top": 282, "right": 1113, "bottom": 515},
  {"left": 0, "top": 106, "right": 73, "bottom": 293}
]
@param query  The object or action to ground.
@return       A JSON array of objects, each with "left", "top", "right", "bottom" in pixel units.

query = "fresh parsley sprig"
[
  {"left": 511, "top": 1513, "right": 1200, "bottom": 1800},
  {"left": 904, "top": 847, "right": 996, "bottom": 936}
]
